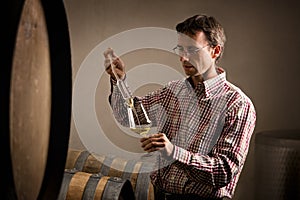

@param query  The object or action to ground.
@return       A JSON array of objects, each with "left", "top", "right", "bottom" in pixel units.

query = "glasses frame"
[{"left": 172, "top": 44, "right": 209, "bottom": 57}]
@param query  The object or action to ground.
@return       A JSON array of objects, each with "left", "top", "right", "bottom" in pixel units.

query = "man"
[{"left": 104, "top": 14, "right": 256, "bottom": 200}]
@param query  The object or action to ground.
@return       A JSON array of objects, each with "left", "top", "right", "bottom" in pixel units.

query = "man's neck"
[{"left": 191, "top": 66, "right": 219, "bottom": 86}]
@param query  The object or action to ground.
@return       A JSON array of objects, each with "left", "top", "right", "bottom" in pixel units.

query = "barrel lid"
[{"left": 255, "top": 129, "right": 300, "bottom": 149}]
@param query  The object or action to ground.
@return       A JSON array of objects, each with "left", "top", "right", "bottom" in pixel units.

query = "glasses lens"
[
  {"left": 173, "top": 46, "right": 185, "bottom": 56},
  {"left": 173, "top": 46, "right": 201, "bottom": 57}
]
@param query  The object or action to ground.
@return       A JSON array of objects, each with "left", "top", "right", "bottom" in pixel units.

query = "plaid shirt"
[{"left": 110, "top": 68, "right": 256, "bottom": 199}]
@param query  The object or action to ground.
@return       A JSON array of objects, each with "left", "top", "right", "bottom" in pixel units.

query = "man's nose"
[{"left": 180, "top": 55, "right": 189, "bottom": 62}]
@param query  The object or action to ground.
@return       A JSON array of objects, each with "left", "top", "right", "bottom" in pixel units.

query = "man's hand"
[
  {"left": 103, "top": 48, "right": 126, "bottom": 80},
  {"left": 140, "top": 133, "right": 174, "bottom": 158}
]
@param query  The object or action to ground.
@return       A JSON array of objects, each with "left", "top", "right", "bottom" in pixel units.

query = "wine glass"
[
  {"left": 126, "top": 97, "right": 152, "bottom": 136},
  {"left": 125, "top": 97, "right": 155, "bottom": 159}
]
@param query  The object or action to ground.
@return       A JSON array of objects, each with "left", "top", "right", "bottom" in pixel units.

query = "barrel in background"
[
  {"left": 255, "top": 129, "right": 300, "bottom": 200},
  {"left": 65, "top": 149, "right": 155, "bottom": 200},
  {"left": 7, "top": 0, "right": 72, "bottom": 199}
]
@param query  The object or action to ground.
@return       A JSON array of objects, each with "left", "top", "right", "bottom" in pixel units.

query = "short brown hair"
[{"left": 176, "top": 14, "right": 226, "bottom": 62}]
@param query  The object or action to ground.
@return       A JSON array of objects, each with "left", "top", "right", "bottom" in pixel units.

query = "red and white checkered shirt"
[{"left": 110, "top": 68, "right": 256, "bottom": 198}]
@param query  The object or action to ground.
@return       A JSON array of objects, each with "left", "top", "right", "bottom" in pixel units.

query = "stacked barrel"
[{"left": 60, "top": 149, "right": 155, "bottom": 200}]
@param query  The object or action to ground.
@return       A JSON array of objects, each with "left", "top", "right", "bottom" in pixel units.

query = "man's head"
[
  {"left": 176, "top": 14, "right": 226, "bottom": 62},
  {"left": 174, "top": 14, "right": 226, "bottom": 80}
]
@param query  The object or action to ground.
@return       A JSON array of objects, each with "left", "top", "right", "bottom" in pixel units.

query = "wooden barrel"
[
  {"left": 1, "top": 1, "right": 24, "bottom": 198},
  {"left": 3, "top": 0, "right": 72, "bottom": 199},
  {"left": 65, "top": 149, "right": 155, "bottom": 200},
  {"left": 58, "top": 170, "right": 135, "bottom": 200}
]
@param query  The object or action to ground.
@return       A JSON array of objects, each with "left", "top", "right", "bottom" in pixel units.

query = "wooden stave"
[{"left": 58, "top": 169, "right": 135, "bottom": 200}]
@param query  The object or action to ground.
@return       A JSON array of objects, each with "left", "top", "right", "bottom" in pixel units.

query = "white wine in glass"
[
  {"left": 126, "top": 97, "right": 156, "bottom": 159},
  {"left": 126, "top": 97, "right": 152, "bottom": 137}
]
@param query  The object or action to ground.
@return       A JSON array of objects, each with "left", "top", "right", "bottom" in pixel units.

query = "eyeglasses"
[{"left": 172, "top": 45, "right": 209, "bottom": 57}]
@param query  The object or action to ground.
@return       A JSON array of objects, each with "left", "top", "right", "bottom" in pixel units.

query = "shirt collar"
[
  {"left": 203, "top": 67, "right": 227, "bottom": 98},
  {"left": 186, "top": 67, "right": 227, "bottom": 98}
]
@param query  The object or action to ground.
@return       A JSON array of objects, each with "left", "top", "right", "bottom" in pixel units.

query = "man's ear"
[{"left": 212, "top": 45, "right": 221, "bottom": 59}]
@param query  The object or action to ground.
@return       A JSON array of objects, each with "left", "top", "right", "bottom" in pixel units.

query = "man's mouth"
[{"left": 183, "top": 64, "right": 194, "bottom": 69}]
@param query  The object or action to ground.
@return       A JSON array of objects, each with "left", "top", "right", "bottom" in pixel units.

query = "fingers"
[
  {"left": 104, "top": 55, "right": 119, "bottom": 70},
  {"left": 103, "top": 52, "right": 125, "bottom": 79},
  {"left": 141, "top": 137, "right": 165, "bottom": 148},
  {"left": 140, "top": 133, "right": 166, "bottom": 152},
  {"left": 111, "top": 51, "right": 118, "bottom": 59},
  {"left": 142, "top": 142, "right": 165, "bottom": 152},
  {"left": 103, "top": 47, "right": 113, "bottom": 58},
  {"left": 140, "top": 133, "right": 164, "bottom": 142},
  {"left": 103, "top": 47, "right": 123, "bottom": 70},
  {"left": 104, "top": 59, "right": 111, "bottom": 70}
]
